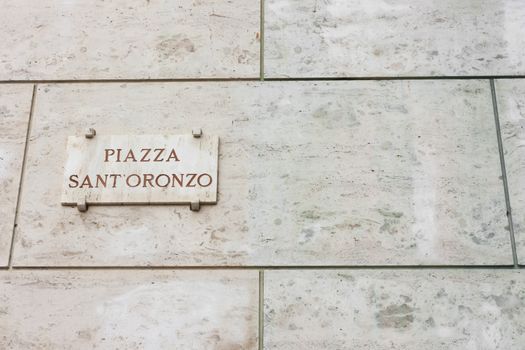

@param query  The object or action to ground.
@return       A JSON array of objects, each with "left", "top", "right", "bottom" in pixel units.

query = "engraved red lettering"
[
  {"left": 104, "top": 149, "right": 115, "bottom": 162},
  {"left": 186, "top": 173, "right": 197, "bottom": 187},
  {"left": 109, "top": 174, "right": 122, "bottom": 188},
  {"left": 143, "top": 173, "right": 154, "bottom": 187},
  {"left": 123, "top": 150, "right": 137, "bottom": 162},
  {"left": 171, "top": 174, "right": 184, "bottom": 187},
  {"left": 140, "top": 148, "right": 152, "bottom": 162},
  {"left": 155, "top": 174, "right": 170, "bottom": 187},
  {"left": 80, "top": 175, "right": 93, "bottom": 188},
  {"left": 126, "top": 174, "right": 140, "bottom": 187},
  {"left": 153, "top": 148, "right": 165, "bottom": 162},
  {"left": 95, "top": 174, "right": 108, "bottom": 188},
  {"left": 197, "top": 173, "right": 212, "bottom": 187},
  {"left": 166, "top": 149, "right": 180, "bottom": 162},
  {"left": 68, "top": 174, "right": 79, "bottom": 188},
  {"left": 116, "top": 149, "right": 122, "bottom": 162}
]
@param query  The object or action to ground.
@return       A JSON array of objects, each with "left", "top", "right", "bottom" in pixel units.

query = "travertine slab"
[
  {"left": 62, "top": 134, "right": 219, "bottom": 207},
  {"left": 264, "top": 270, "right": 525, "bottom": 349},
  {"left": 0, "top": 0, "right": 259, "bottom": 80},
  {"left": 495, "top": 80, "right": 525, "bottom": 264},
  {"left": 0, "top": 270, "right": 258, "bottom": 349},
  {"left": 13, "top": 81, "right": 509, "bottom": 266},
  {"left": 0, "top": 84, "right": 33, "bottom": 266},
  {"left": 265, "top": 0, "right": 525, "bottom": 77}
]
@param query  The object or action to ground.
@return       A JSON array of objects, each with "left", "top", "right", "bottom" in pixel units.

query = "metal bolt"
[
  {"left": 190, "top": 201, "right": 200, "bottom": 211},
  {"left": 85, "top": 128, "right": 96, "bottom": 139},
  {"left": 77, "top": 198, "right": 88, "bottom": 212},
  {"left": 192, "top": 128, "right": 202, "bottom": 138}
]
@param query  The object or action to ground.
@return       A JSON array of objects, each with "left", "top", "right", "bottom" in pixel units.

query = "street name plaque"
[{"left": 61, "top": 130, "right": 219, "bottom": 212}]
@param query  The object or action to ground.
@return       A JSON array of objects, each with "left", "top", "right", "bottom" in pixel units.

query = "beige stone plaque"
[{"left": 61, "top": 131, "right": 218, "bottom": 211}]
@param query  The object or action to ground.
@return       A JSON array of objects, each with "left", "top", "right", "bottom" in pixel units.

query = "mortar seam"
[
  {"left": 1, "top": 75, "right": 525, "bottom": 85},
  {"left": 5, "top": 265, "right": 522, "bottom": 270},
  {"left": 490, "top": 79, "right": 519, "bottom": 267},
  {"left": 258, "top": 269, "right": 265, "bottom": 350},
  {"left": 259, "top": 0, "right": 265, "bottom": 81},
  {"left": 7, "top": 84, "right": 37, "bottom": 269}
]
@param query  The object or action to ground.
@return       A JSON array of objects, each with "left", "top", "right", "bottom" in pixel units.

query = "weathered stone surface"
[
  {"left": 13, "top": 81, "right": 510, "bottom": 266},
  {"left": 0, "top": 0, "right": 259, "bottom": 80},
  {"left": 0, "top": 84, "right": 33, "bottom": 266},
  {"left": 0, "top": 270, "right": 258, "bottom": 349},
  {"left": 265, "top": 0, "right": 525, "bottom": 77},
  {"left": 264, "top": 270, "right": 525, "bottom": 349},
  {"left": 496, "top": 79, "right": 525, "bottom": 265}
]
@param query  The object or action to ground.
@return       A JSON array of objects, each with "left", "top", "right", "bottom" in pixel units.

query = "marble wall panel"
[
  {"left": 265, "top": 0, "right": 525, "bottom": 77},
  {"left": 0, "top": 0, "right": 260, "bottom": 80},
  {"left": 12, "top": 80, "right": 510, "bottom": 266},
  {"left": 0, "top": 270, "right": 258, "bottom": 349},
  {"left": 264, "top": 269, "right": 525, "bottom": 349}
]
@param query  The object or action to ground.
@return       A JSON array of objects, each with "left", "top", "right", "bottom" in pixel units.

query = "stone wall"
[{"left": 1, "top": 1, "right": 524, "bottom": 349}]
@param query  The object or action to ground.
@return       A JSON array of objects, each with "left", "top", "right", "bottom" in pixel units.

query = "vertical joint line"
[
  {"left": 490, "top": 79, "right": 519, "bottom": 267},
  {"left": 7, "top": 84, "right": 37, "bottom": 269},
  {"left": 258, "top": 269, "right": 264, "bottom": 349},
  {"left": 260, "top": 0, "right": 265, "bottom": 81}
]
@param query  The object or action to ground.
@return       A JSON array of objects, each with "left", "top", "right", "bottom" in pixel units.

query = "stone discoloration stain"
[
  {"left": 375, "top": 303, "right": 415, "bottom": 329},
  {"left": 156, "top": 35, "right": 196, "bottom": 58}
]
